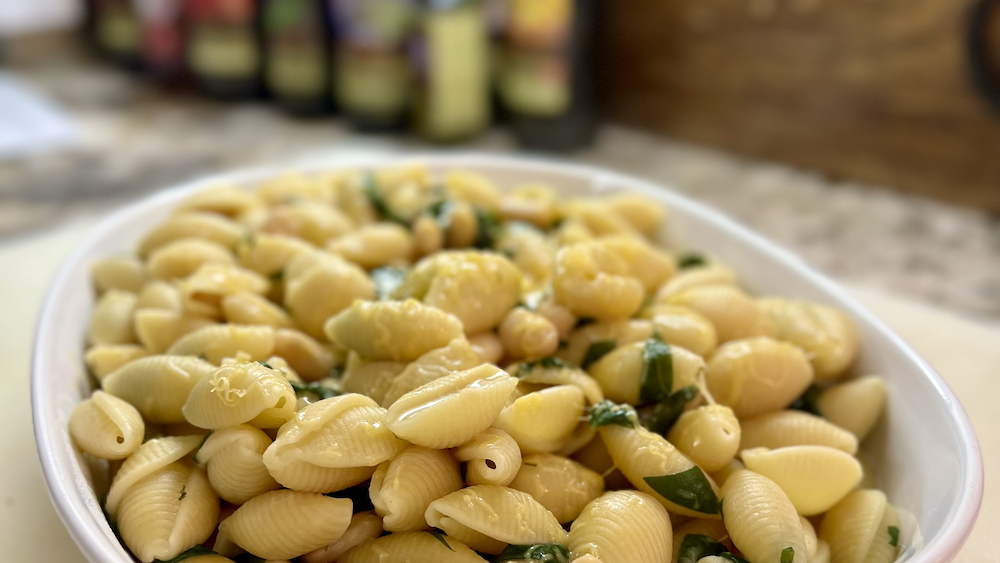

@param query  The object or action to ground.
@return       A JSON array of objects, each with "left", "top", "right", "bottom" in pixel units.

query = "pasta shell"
[
  {"left": 705, "top": 337, "right": 814, "bottom": 418},
  {"left": 69, "top": 391, "right": 144, "bottom": 460},
  {"left": 602, "top": 192, "right": 665, "bottom": 236},
  {"left": 509, "top": 454, "right": 605, "bottom": 524},
  {"left": 654, "top": 264, "right": 736, "bottom": 302},
  {"left": 299, "top": 511, "right": 384, "bottom": 563},
  {"left": 819, "top": 490, "right": 899, "bottom": 563},
  {"left": 340, "top": 354, "right": 406, "bottom": 405},
  {"left": 218, "top": 490, "right": 353, "bottom": 560},
  {"left": 84, "top": 344, "right": 150, "bottom": 381},
  {"left": 179, "top": 264, "right": 270, "bottom": 319},
  {"left": 720, "top": 470, "right": 806, "bottom": 563},
  {"left": 103, "top": 355, "right": 215, "bottom": 423},
  {"left": 739, "top": 410, "right": 858, "bottom": 455},
  {"left": 707, "top": 458, "right": 745, "bottom": 488},
  {"left": 117, "top": 461, "right": 219, "bottom": 563},
  {"left": 494, "top": 385, "right": 585, "bottom": 454},
  {"left": 167, "top": 323, "right": 275, "bottom": 365},
  {"left": 817, "top": 376, "right": 888, "bottom": 442},
  {"left": 381, "top": 338, "right": 483, "bottom": 406},
  {"left": 553, "top": 241, "right": 646, "bottom": 321},
  {"left": 667, "top": 405, "right": 741, "bottom": 473},
  {"left": 671, "top": 519, "right": 729, "bottom": 563},
  {"left": 272, "top": 328, "right": 335, "bottom": 381},
  {"left": 284, "top": 256, "right": 375, "bottom": 340},
  {"left": 588, "top": 341, "right": 704, "bottom": 405},
  {"left": 498, "top": 307, "right": 561, "bottom": 360},
  {"left": 456, "top": 428, "right": 522, "bottom": 487},
  {"left": 558, "top": 319, "right": 654, "bottom": 367},
  {"left": 236, "top": 232, "right": 314, "bottom": 278},
  {"left": 758, "top": 299, "right": 859, "bottom": 380},
  {"left": 327, "top": 223, "right": 415, "bottom": 270},
  {"left": 665, "top": 285, "right": 765, "bottom": 343},
  {"left": 324, "top": 299, "right": 464, "bottom": 362},
  {"left": 138, "top": 211, "right": 243, "bottom": 257},
  {"left": 638, "top": 304, "right": 718, "bottom": 357},
  {"left": 338, "top": 531, "right": 486, "bottom": 563},
  {"left": 182, "top": 361, "right": 295, "bottom": 429},
  {"left": 425, "top": 485, "right": 568, "bottom": 555},
  {"left": 196, "top": 424, "right": 280, "bottom": 504},
  {"left": 179, "top": 184, "right": 258, "bottom": 216},
  {"left": 105, "top": 435, "right": 204, "bottom": 517},
  {"left": 568, "top": 490, "right": 672, "bottom": 563},
  {"left": 263, "top": 203, "right": 352, "bottom": 246},
  {"left": 88, "top": 289, "right": 138, "bottom": 345},
  {"left": 221, "top": 292, "right": 294, "bottom": 329},
  {"left": 147, "top": 238, "right": 236, "bottom": 280},
  {"left": 91, "top": 256, "right": 146, "bottom": 294},
  {"left": 370, "top": 446, "right": 464, "bottom": 532},
  {"left": 134, "top": 309, "right": 215, "bottom": 353},
  {"left": 741, "top": 446, "right": 863, "bottom": 515},
  {"left": 386, "top": 364, "right": 517, "bottom": 449},
  {"left": 136, "top": 280, "right": 182, "bottom": 310},
  {"left": 600, "top": 419, "right": 721, "bottom": 518},
  {"left": 570, "top": 436, "right": 632, "bottom": 491}
]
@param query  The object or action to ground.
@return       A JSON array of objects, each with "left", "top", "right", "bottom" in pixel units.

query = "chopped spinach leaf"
[
  {"left": 640, "top": 334, "right": 673, "bottom": 403},
  {"left": 781, "top": 547, "right": 795, "bottom": 563},
  {"left": 425, "top": 199, "right": 455, "bottom": 229},
  {"left": 158, "top": 545, "right": 216, "bottom": 563},
  {"left": 589, "top": 400, "right": 637, "bottom": 429},
  {"left": 643, "top": 466, "right": 720, "bottom": 515},
  {"left": 678, "top": 254, "right": 708, "bottom": 269},
  {"left": 646, "top": 385, "right": 699, "bottom": 435},
  {"left": 191, "top": 431, "right": 213, "bottom": 464},
  {"left": 371, "top": 266, "right": 408, "bottom": 300},
  {"left": 789, "top": 384, "right": 823, "bottom": 416},
  {"left": 495, "top": 543, "right": 571, "bottom": 563},
  {"left": 363, "top": 172, "right": 410, "bottom": 226},
  {"left": 428, "top": 530, "right": 454, "bottom": 552},
  {"left": 257, "top": 361, "right": 274, "bottom": 370},
  {"left": 888, "top": 525, "right": 900, "bottom": 547},
  {"left": 178, "top": 487, "right": 186, "bottom": 501},
  {"left": 268, "top": 269, "right": 284, "bottom": 283},
  {"left": 290, "top": 381, "right": 340, "bottom": 401},
  {"left": 515, "top": 357, "right": 575, "bottom": 378},
  {"left": 474, "top": 208, "right": 501, "bottom": 249},
  {"left": 581, "top": 340, "right": 617, "bottom": 369},
  {"left": 719, "top": 553, "right": 751, "bottom": 563},
  {"left": 677, "top": 534, "right": 727, "bottom": 563}
]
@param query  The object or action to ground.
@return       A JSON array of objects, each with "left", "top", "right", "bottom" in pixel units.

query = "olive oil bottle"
[
  {"left": 185, "top": 0, "right": 264, "bottom": 99},
  {"left": 262, "top": 0, "right": 333, "bottom": 115},
  {"left": 329, "top": 0, "right": 418, "bottom": 131},
  {"left": 89, "top": 0, "right": 144, "bottom": 70}
]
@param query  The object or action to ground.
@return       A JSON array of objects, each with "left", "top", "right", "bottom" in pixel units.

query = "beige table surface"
[{"left": 1, "top": 218, "right": 997, "bottom": 563}]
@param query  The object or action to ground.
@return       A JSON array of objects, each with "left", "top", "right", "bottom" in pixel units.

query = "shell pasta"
[{"left": 71, "top": 165, "right": 901, "bottom": 562}]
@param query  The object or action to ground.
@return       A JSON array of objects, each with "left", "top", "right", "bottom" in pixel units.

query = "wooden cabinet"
[{"left": 598, "top": 0, "right": 1000, "bottom": 210}]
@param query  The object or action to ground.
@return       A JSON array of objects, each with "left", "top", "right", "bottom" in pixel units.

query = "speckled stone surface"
[{"left": 2, "top": 64, "right": 999, "bottom": 319}]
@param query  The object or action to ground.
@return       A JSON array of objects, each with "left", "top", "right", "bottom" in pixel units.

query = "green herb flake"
[
  {"left": 268, "top": 269, "right": 284, "bottom": 283},
  {"left": 677, "top": 534, "right": 727, "bottom": 563},
  {"left": 678, "top": 254, "right": 708, "bottom": 269},
  {"left": 643, "top": 466, "right": 721, "bottom": 515},
  {"left": 719, "top": 552, "right": 751, "bottom": 563},
  {"left": 781, "top": 547, "right": 795, "bottom": 563},
  {"left": 646, "top": 385, "right": 699, "bottom": 435},
  {"left": 581, "top": 340, "right": 617, "bottom": 369},
  {"left": 515, "top": 357, "right": 575, "bottom": 378},
  {"left": 257, "top": 361, "right": 275, "bottom": 370},
  {"left": 640, "top": 334, "right": 673, "bottom": 404},
  {"left": 159, "top": 545, "right": 217, "bottom": 563},
  {"left": 523, "top": 462, "right": 538, "bottom": 467},
  {"left": 428, "top": 530, "right": 454, "bottom": 552},
  {"left": 424, "top": 199, "right": 455, "bottom": 230},
  {"left": 290, "top": 381, "right": 340, "bottom": 401},
  {"left": 496, "top": 543, "right": 571, "bottom": 563},
  {"left": 178, "top": 486, "right": 187, "bottom": 501},
  {"left": 363, "top": 172, "right": 411, "bottom": 227},
  {"left": 474, "top": 208, "right": 501, "bottom": 249},
  {"left": 789, "top": 384, "right": 823, "bottom": 416},
  {"left": 191, "top": 431, "right": 213, "bottom": 465},
  {"left": 589, "top": 400, "right": 637, "bottom": 429},
  {"left": 888, "top": 525, "right": 900, "bottom": 547},
  {"left": 371, "top": 266, "right": 408, "bottom": 300}
]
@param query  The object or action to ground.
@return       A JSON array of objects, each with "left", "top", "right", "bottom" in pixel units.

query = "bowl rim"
[{"left": 32, "top": 151, "right": 984, "bottom": 563}]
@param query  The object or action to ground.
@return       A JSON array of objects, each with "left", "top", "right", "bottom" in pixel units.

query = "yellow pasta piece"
[
  {"left": 494, "top": 384, "right": 586, "bottom": 454},
  {"left": 167, "top": 323, "right": 275, "bottom": 365},
  {"left": 820, "top": 490, "right": 899, "bottom": 563},
  {"left": 721, "top": 470, "right": 806, "bottom": 563},
  {"left": 284, "top": 253, "right": 374, "bottom": 340},
  {"left": 103, "top": 355, "right": 215, "bottom": 423},
  {"left": 817, "top": 376, "right": 888, "bottom": 442},
  {"left": 742, "top": 446, "right": 862, "bottom": 515},
  {"left": 568, "top": 490, "right": 672, "bottom": 563},
  {"left": 88, "top": 289, "right": 138, "bottom": 345},
  {"left": 138, "top": 211, "right": 244, "bottom": 257},
  {"left": 195, "top": 423, "right": 280, "bottom": 504},
  {"left": 91, "top": 256, "right": 146, "bottom": 294},
  {"left": 182, "top": 360, "right": 295, "bottom": 429},
  {"left": 338, "top": 531, "right": 486, "bottom": 563},
  {"left": 638, "top": 304, "right": 718, "bottom": 357},
  {"left": 739, "top": 410, "right": 859, "bottom": 455},
  {"left": 340, "top": 353, "right": 406, "bottom": 406},
  {"left": 327, "top": 223, "right": 415, "bottom": 269},
  {"left": 179, "top": 184, "right": 258, "bottom": 217},
  {"left": 220, "top": 291, "right": 293, "bottom": 329},
  {"left": 369, "top": 446, "right": 463, "bottom": 532},
  {"left": 498, "top": 307, "right": 560, "bottom": 360},
  {"left": 299, "top": 511, "right": 384, "bottom": 563},
  {"left": 553, "top": 241, "right": 646, "bottom": 321},
  {"left": 69, "top": 391, "right": 144, "bottom": 460},
  {"left": 147, "top": 238, "right": 236, "bottom": 280},
  {"left": 665, "top": 285, "right": 765, "bottom": 343},
  {"left": 667, "top": 405, "right": 741, "bottom": 473},
  {"left": 587, "top": 341, "right": 704, "bottom": 405},
  {"left": 324, "top": 299, "right": 464, "bottom": 362},
  {"left": 105, "top": 435, "right": 205, "bottom": 517},
  {"left": 455, "top": 428, "right": 522, "bottom": 487},
  {"left": 758, "top": 298, "right": 859, "bottom": 380},
  {"left": 558, "top": 319, "right": 654, "bottom": 367},
  {"left": 263, "top": 202, "right": 352, "bottom": 245},
  {"left": 84, "top": 344, "right": 150, "bottom": 381},
  {"left": 134, "top": 309, "right": 215, "bottom": 353},
  {"left": 509, "top": 454, "right": 604, "bottom": 524},
  {"left": 381, "top": 338, "right": 482, "bottom": 406},
  {"left": 705, "top": 337, "right": 814, "bottom": 418},
  {"left": 135, "top": 280, "right": 182, "bottom": 310}
]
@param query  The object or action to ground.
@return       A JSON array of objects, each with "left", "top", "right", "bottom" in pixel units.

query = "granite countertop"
[{"left": 2, "top": 60, "right": 999, "bottom": 320}]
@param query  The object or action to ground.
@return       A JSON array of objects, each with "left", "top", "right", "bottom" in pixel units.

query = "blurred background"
[{"left": 1, "top": 0, "right": 999, "bottom": 320}]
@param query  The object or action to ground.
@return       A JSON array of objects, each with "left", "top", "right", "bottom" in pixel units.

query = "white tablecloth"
[{"left": 1, "top": 218, "right": 996, "bottom": 562}]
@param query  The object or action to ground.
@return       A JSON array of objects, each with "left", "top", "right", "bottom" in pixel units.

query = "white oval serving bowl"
[{"left": 33, "top": 152, "right": 982, "bottom": 563}]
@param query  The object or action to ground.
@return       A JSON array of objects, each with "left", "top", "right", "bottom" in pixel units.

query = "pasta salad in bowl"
[{"left": 32, "top": 154, "right": 982, "bottom": 563}]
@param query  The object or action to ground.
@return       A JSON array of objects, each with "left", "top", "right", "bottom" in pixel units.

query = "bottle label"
[
  {"left": 134, "top": 0, "right": 186, "bottom": 73},
  {"left": 96, "top": 0, "right": 142, "bottom": 54},
  {"left": 264, "top": 0, "right": 326, "bottom": 97},
  {"left": 499, "top": 0, "right": 573, "bottom": 116},
  {"left": 186, "top": 0, "right": 260, "bottom": 78}
]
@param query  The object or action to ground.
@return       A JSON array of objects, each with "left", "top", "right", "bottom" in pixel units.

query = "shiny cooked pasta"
[{"left": 73, "top": 165, "right": 899, "bottom": 562}]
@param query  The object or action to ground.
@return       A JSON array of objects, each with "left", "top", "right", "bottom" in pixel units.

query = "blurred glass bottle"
[
  {"left": 185, "top": 0, "right": 263, "bottom": 99},
  {"left": 262, "top": 0, "right": 333, "bottom": 115},
  {"left": 134, "top": 0, "right": 187, "bottom": 85},
  {"left": 87, "top": 0, "right": 144, "bottom": 69},
  {"left": 329, "top": 0, "right": 417, "bottom": 131},
  {"left": 411, "top": 0, "right": 492, "bottom": 143},
  {"left": 498, "top": 0, "right": 598, "bottom": 151}
]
